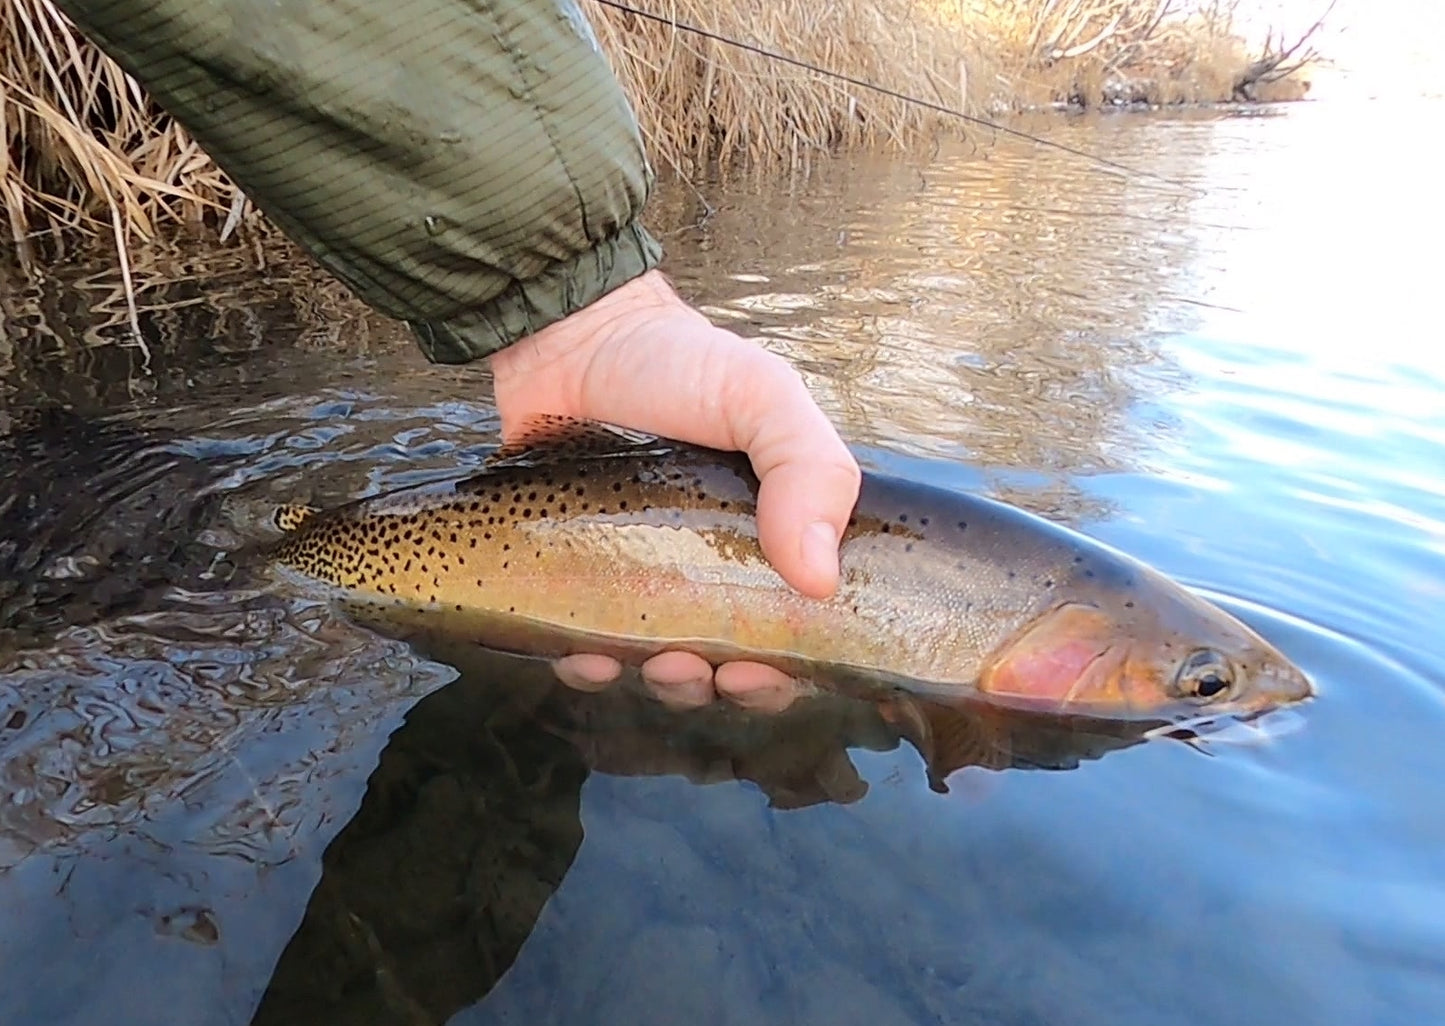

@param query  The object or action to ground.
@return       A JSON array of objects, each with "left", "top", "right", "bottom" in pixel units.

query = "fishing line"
[{"left": 589, "top": 0, "right": 1191, "bottom": 189}]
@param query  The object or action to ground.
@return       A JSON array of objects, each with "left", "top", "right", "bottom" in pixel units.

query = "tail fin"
[{"left": 273, "top": 504, "right": 319, "bottom": 532}]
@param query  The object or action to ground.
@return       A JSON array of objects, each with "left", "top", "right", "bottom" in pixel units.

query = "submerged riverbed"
[{"left": 1, "top": 96, "right": 1442, "bottom": 1026}]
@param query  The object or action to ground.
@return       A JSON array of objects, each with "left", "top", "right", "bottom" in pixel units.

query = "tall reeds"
[{"left": 1, "top": 0, "right": 1320, "bottom": 262}]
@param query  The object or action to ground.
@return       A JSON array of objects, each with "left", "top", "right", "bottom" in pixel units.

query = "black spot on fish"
[
  {"left": 905, "top": 543, "right": 914, "bottom": 552},
  {"left": 509, "top": 507, "right": 517, "bottom": 516},
  {"left": 612, "top": 482, "right": 623, "bottom": 493},
  {"left": 502, "top": 543, "right": 510, "bottom": 552},
  {"left": 957, "top": 521, "right": 968, "bottom": 531},
  {"left": 470, "top": 538, "right": 477, "bottom": 548},
  {"left": 881, "top": 524, "right": 891, "bottom": 534},
  {"left": 920, "top": 517, "right": 930, "bottom": 527},
  {"left": 1125, "top": 600, "right": 1135, "bottom": 608},
  {"left": 619, "top": 501, "right": 628, "bottom": 511},
  {"left": 640, "top": 612, "right": 648, "bottom": 621},
  {"left": 539, "top": 509, "right": 548, "bottom": 518},
  {"left": 899, "top": 514, "right": 908, "bottom": 523},
  {"left": 523, "top": 508, "right": 532, "bottom": 518}
]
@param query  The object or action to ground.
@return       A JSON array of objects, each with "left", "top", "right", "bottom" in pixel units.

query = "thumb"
[{"left": 732, "top": 354, "right": 861, "bottom": 600}]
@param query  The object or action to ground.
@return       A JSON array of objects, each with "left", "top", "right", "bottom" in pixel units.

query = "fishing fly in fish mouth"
[{"left": 269, "top": 417, "right": 1314, "bottom": 729}]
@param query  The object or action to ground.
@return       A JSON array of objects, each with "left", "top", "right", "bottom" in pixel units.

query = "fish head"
[{"left": 977, "top": 570, "right": 1315, "bottom": 722}]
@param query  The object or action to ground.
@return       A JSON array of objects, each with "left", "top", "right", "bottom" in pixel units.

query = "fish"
[{"left": 268, "top": 416, "right": 1315, "bottom": 742}]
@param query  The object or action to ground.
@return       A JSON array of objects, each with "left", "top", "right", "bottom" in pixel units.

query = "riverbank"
[{"left": 1, "top": 0, "right": 1326, "bottom": 262}]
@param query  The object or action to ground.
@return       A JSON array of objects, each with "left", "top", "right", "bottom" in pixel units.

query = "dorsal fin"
[
  {"left": 273, "top": 504, "right": 320, "bottom": 532},
  {"left": 483, "top": 415, "right": 678, "bottom": 468}
]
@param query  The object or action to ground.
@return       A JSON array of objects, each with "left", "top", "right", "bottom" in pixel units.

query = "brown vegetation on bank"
[{"left": 2, "top": 0, "right": 1327, "bottom": 263}]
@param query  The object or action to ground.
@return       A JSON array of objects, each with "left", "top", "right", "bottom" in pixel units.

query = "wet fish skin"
[{"left": 270, "top": 418, "right": 1314, "bottom": 723}]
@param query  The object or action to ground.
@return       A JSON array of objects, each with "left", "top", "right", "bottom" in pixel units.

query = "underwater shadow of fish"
[{"left": 372, "top": 627, "right": 1156, "bottom": 804}]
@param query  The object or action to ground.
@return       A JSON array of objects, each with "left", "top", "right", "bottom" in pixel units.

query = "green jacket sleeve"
[{"left": 53, "top": 0, "right": 664, "bottom": 362}]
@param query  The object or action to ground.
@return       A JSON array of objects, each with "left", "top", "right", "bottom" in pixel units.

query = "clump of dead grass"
[{"left": 1, "top": 0, "right": 1326, "bottom": 267}]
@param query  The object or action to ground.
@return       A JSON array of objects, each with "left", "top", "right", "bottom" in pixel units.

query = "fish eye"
[{"left": 1174, "top": 648, "right": 1237, "bottom": 702}]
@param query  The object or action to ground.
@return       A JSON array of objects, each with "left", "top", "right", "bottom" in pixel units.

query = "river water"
[{"left": 1, "top": 97, "right": 1441, "bottom": 1025}]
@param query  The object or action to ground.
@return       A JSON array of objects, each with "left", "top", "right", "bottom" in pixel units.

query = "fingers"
[
  {"left": 552, "top": 653, "right": 622, "bottom": 691},
  {"left": 551, "top": 650, "right": 803, "bottom": 713},
  {"left": 638, "top": 651, "right": 715, "bottom": 709},
  {"left": 714, "top": 661, "right": 799, "bottom": 713}
]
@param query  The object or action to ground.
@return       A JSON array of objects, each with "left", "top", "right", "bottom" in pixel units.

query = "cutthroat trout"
[{"left": 270, "top": 417, "right": 1314, "bottom": 727}]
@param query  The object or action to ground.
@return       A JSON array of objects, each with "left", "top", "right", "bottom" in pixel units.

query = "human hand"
[{"left": 487, "top": 269, "right": 861, "bottom": 713}]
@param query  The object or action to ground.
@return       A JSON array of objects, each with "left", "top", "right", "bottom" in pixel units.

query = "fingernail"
[{"left": 801, "top": 520, "right": 840, "bottom": 581}]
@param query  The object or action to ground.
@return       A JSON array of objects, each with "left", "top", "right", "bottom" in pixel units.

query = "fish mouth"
[{"left": 1247, "top": 662, "right": 1317, "bottom": 708}]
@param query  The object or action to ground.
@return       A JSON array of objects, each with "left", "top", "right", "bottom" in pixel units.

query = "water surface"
[{"left": 1, "top": 98, "right": 1441, "bottom": 1025}]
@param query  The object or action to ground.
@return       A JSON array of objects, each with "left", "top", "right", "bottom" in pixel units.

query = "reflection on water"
[
  {"left": 1, "top": 98, "right": 1443, "bottom": 1026},
  {"left": 652, "top": 116, "right": 1214, "bottom": 521}
]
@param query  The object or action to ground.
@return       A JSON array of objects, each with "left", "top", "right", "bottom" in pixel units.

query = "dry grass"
[
  {"left": 586, "top": 0, "right": 981, "bottom": 172},
  {"left": 1, "top": 0, "right": 1323, "bottom": 268}
]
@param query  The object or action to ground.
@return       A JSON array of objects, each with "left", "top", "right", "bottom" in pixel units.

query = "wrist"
[{"left": 488, "top": 269, "right": 704, "bottom": 427}]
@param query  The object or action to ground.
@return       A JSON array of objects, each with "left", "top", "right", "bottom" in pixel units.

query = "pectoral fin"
[{"left": 877, "top": 693, "right": 1012, "bottom": 793}]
